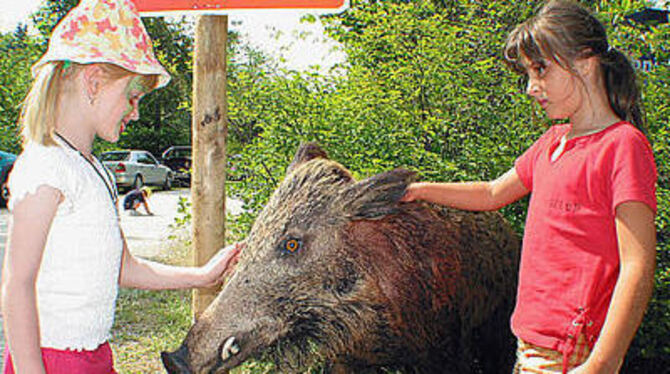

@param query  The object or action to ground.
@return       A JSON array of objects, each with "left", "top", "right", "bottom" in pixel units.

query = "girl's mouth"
[{"left": 537, "top": 98, "right": 549, "bottom": 109}]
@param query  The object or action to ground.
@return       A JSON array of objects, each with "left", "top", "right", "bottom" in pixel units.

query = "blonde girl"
[{"left": 1, "top": 1, "right": 241, "bottom": 373}]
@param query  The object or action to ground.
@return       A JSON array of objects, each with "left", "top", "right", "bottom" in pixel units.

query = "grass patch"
[
  {"left": 111, "top": 227, "right": 193, "bottom": 373},
  {"left": 111, "top": 288, "right": 191, "bottom": 373},
  {"left": 110, "top": 225, "right": 279, "bottom": 373}
]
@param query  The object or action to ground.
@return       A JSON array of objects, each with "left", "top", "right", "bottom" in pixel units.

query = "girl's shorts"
[
  {"left": 513, "top": 335, "right": 591, "bottom": 374},
  {"left": 3, "top": 342, "right": 117, "bottom": 374}
]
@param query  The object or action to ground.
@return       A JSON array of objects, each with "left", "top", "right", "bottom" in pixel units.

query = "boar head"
[{"left": 163, "top": 143, "right": 417, "bottom": 373}]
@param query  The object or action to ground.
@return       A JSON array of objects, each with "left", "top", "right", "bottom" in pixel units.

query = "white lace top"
[{"left": 8, "top": 140, "right": 123, "bottom": 351}]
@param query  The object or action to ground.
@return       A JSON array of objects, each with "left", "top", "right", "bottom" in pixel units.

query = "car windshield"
[{"left": 101, "top": 152, "right": 130, "bottom": 162}]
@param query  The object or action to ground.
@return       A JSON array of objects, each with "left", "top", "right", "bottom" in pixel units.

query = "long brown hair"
[
  {"left": 20, "top": 61, "right": 159, "bottom": 146},
  {"left": 503, "top": 0, "right": 645, "bottom": 132}
]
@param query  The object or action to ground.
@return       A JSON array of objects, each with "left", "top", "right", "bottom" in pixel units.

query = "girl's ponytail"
[{"left": 600, "top": 47, "right": 645, "bottom": 133}]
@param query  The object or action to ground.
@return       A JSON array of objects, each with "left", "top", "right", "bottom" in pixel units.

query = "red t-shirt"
[{"left": 512, "top": 121, "right": 657, "bottom": 354}]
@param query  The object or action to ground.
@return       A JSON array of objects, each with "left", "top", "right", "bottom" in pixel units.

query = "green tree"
[{"left": 0, "top": 25, "right": 42, "bottom": 154}]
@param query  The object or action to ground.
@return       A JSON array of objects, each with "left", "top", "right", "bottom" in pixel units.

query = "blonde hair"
[
  {"left": 20, "top": 61, "right": 159, "bottom": 146},
  {"left": 141, "top": 186, "right": 152, "bottom": 198}
]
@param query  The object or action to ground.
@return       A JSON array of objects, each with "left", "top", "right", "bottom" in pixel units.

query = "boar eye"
[{"left": 280, "top": 237, "right": 302, "bottom": 254}]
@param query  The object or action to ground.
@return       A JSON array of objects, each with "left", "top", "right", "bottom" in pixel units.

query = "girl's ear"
[
  {"left": 575, "top": 55, "right": 598, "bottom": 79},
  {"left": 81, "top": 64, "right": 103, "bottom": 102}
]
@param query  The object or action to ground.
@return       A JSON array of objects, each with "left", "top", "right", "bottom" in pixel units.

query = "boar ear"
[
  {"left": 286, "top": 142, "right": 329, "bottom": 175},
  {"left": 337, "top": 168, "right": 416, "bottom": 220}
]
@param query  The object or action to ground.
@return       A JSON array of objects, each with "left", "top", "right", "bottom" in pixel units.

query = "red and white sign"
[{"left": 134, "top": 0, "right": 348, "bottom": 14}]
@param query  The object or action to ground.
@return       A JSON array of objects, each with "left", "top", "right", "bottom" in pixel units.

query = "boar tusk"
[{"left": 221, "top": 336, "right": 239, "bottom": 362}]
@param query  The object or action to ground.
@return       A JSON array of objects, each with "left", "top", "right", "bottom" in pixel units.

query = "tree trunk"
[{"left": 191, "top": 15, "right": 228, "bottom": 318}]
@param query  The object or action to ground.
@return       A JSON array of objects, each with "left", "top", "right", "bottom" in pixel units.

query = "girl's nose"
[
  {"left": 526, "top": 79, "right": 539, "bottom": 96},
  {"left": 129, "top": 102, "right": 140, "bottom": 121}
]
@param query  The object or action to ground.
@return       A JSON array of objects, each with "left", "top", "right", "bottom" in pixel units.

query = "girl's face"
[
  {"left": 94, "top": 75, "right": 146, "bottom": 143},
  {"left": 524, "top": 57, "right": 585, "bottom": 121}
]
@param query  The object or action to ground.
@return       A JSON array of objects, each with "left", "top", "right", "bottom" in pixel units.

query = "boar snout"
[{"left": 162, "top": 345, "right": 192, "bottom": 374}]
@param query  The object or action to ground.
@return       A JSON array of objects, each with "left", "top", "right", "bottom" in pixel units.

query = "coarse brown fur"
[{"left": 162, "top": 143, "right": 519, "bottom": 374}]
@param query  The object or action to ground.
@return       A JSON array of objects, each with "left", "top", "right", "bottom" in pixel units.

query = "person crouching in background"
[{"left": 123, "top": 186, "right": 153, "bottom": 216}]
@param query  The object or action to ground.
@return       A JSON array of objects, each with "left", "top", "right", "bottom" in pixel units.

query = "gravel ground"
[{"left": 0, "top": 188, "right": 244, "bottom": 367}]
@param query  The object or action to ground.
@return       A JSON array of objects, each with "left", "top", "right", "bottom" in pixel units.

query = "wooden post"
[{"left": 191, "top": 15, "right": 228, "bottom": 318}]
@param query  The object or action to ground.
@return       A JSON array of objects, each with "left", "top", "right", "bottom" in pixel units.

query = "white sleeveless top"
[{"left": 8, "top": 141, "right": 123, "bottom": 351}]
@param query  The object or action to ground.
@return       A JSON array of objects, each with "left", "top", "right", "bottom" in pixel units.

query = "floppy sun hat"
[{"left": 32, "top": 0, "right": 170, "bottom": 89}]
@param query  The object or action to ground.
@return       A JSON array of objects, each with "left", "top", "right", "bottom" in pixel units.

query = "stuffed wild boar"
[{"left": 162, "top": 143, "right": 520, "bottom": 374}]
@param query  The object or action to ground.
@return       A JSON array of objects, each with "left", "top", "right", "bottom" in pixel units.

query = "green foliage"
[
  {"left": 170, "top": 196, "right": 192, "bottom": 238},
  {"left": 112, "top": 288, "right": 192, "bottom": 373},
  {"left": 230, "top": 0, "right": 547, "bottom": 228},
  {"left": 0, "top": 26, "right": 43, "bottom": 154}
]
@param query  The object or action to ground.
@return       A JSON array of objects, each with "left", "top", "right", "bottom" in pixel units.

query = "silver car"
[{"left": 101, "top": 150, "right": 173, "bottom": 190}]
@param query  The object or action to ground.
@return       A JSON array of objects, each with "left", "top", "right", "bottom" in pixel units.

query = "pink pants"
[{"left": 3, "top": 342, "right": 116, "bottom": 374}]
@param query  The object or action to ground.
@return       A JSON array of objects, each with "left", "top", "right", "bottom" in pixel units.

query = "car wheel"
[
  {"left": 163, "top": 173, "right": 172, "bottom": 191},
  {"left": 132, "top": 175, "right": 144, "bottom": 189}
]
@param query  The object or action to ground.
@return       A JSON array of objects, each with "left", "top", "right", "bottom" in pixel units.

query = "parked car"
[
  {"left": 100, "top": 150, "right": 173, "bottom": 191},
  {"left": 161, "top": 146, "right": 191, "bottom": 186},
  {"left": 0, "top": 150, "right": 17, "bottom": 206}
]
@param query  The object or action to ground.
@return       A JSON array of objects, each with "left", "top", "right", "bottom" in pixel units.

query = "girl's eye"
[
  {"left": 527, "top": 61, "right": 547, "bottom": 77},
  {"left": 280, "top": 237, "right": 302, "bottom": 254}
]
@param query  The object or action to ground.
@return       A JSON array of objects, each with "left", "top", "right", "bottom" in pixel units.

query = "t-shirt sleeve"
[
  {"left": 610, "top": 131, "right": 657, "bottom": 214},
  {"left": 7, "top": 145, "right": 76, "bottom": 213},
  {"left": 514, "top": 129, "right": 554, "bottom": 191}
]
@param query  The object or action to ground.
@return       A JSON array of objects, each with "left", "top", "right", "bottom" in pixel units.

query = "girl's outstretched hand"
[
  {"left": 400, "top": 183, "right": 423, "bottom": 202},
  {"left": 198, "top": 241, "right": 245, "bottom": 288}
]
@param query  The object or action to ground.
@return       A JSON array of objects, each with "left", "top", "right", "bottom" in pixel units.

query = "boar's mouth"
[
  {"left": 215, "top": 314, "right": 325, "bottom": 372},
  {"left": 211, "top": 327, "right": 272, "bottom": 372},
  {"left": 214, "top": 335, "right": 247, "bottom": 372}
]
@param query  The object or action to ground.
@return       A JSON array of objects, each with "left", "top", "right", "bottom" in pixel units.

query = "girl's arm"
[
  {"left": 573, "top": 201, "right": 656, "bottom": 374},
  {"left": 141, "top": 200, "right": 153, "bottom": 215},
  {"left": 400, "top": 168, "right": 529, "bottom": 211},
  {"left": 1, "top": 186, "right": 62, "bottom": 374},
  {"left": 118, "top": 232, "right": 242, "bottom": 290}
]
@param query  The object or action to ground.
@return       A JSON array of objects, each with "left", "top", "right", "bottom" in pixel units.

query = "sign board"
[{"left": 134, "top": 0, "right": 348, "bottom": 14}]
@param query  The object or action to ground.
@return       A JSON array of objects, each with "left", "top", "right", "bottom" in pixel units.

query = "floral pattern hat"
[{"left": 32, "top": 0, "right": 170, "bottom": 89}]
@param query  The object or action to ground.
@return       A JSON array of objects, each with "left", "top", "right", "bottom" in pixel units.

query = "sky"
[{"left": 0, "top": 1, "right": 346, "bottom": 72}]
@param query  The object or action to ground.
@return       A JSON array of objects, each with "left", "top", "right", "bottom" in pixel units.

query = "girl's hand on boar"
[
  {"left": 198, "top": 241, "right": 245, "bottom": 288},
  {"left": 400, "top": 183, "right": 424, "bottom": 202}
]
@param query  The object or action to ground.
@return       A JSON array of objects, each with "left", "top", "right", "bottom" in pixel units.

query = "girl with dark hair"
[{"left": 402, "top": 1, "right": 657, "bottom": 373}]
